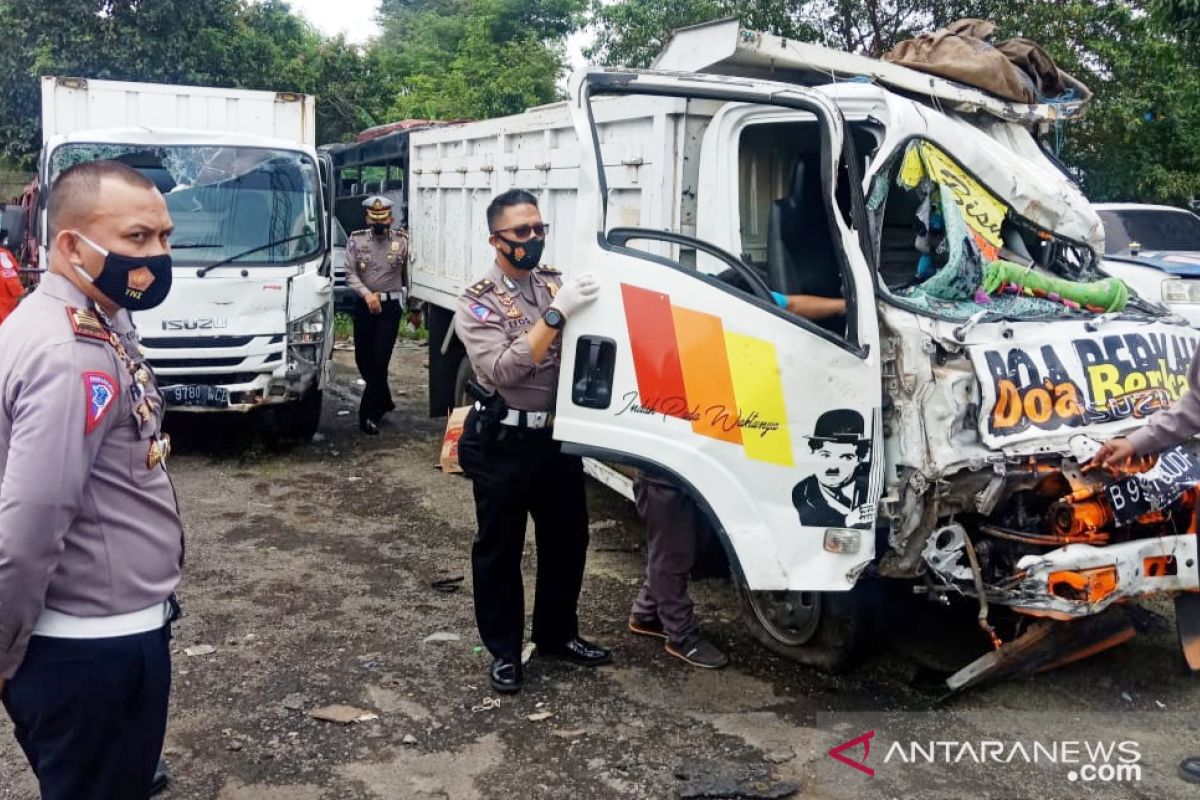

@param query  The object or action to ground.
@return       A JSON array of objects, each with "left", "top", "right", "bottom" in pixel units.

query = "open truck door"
[{"left": 554, "top": 69, "right": 885, "bottom": 620}]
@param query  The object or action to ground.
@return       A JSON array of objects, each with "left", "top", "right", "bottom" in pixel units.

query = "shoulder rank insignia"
[
  {"left": 536, "top": 264, "right": 561, "bottom": 274},
  {"left": 67, "top": 307, "right": 110, "bottom": 342},
  {"left": 465, "top": 278, "right": 495, "bottom": 298},
  {"left": 83, "top": 371, "right": 118, "bottom": 435}
]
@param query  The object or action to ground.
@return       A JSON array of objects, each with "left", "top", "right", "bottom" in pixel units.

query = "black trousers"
[
  {"left": 3, "top": 626, "right": 172, "bottom": 800},
  {"left": 353, "top": 296, "right": 401, "bottom": 423},
  {"left": 457, "top": 408, "right": 589, "bottom": 661}
]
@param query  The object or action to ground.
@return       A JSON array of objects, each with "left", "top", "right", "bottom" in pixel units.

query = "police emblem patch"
[
  {"left": 83, "top": 371, "right": 118, "bottom": 434},
  {"left": 470, "top": 303, "right": 492, "bottom": 321}
]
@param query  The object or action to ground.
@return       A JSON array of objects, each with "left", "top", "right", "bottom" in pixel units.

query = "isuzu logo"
[{"left": 161, "top": 318, "right": 228, "bottom": 330}]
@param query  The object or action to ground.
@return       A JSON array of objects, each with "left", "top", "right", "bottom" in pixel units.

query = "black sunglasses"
[{"left": 491, "top": 223, "right": 549, "bottom": 239}]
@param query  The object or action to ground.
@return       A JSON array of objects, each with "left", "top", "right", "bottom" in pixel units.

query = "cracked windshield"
[{"left": 49, "top": 144, "right": 321, "bottom": 263}]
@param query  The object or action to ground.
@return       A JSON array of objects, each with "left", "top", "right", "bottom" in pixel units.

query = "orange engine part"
[
  {"left": 1048, "top": 566, "right": 1120, "bottom": 604},
  {"left": 1049, "top": 499, "right": 1112, "bottom": 540}
]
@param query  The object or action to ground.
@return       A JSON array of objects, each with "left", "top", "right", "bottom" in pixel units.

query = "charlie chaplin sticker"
[{"left": 792, "top": 409, "right": 873, "bottom": 529}]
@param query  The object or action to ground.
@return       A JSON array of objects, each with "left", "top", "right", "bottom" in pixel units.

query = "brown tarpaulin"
[{"left": 883, "top": 19, "right": 1092, "bottom": 105}]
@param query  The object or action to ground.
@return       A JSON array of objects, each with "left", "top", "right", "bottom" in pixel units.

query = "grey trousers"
[{"left": 630, "top": 473, "right": 703, "bottom": 644}]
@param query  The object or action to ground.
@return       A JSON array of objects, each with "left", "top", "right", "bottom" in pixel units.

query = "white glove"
[{"left": 550, "top": 273, "right": 599, "bottom": 319}]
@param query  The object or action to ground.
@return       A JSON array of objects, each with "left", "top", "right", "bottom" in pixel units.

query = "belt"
[
  {"left": 376, "top": 291, "right": 405, "bottom": 302},
  {"left": 500, "top": 408, "right": 554, "bottom": 429},
  {"left": 32, "top": 600, "right": 171, "bottom": 639}
]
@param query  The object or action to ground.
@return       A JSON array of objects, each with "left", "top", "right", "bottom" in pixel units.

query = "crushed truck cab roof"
[{"left": 652, "top": 18, "right": 1091, "bottom": 126}]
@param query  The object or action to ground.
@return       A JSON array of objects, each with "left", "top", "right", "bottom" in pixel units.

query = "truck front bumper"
[{"left": 147, "top": 334, "right": 323, "bottom": 412}]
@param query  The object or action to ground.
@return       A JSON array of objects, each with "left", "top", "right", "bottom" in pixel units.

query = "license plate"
[
  {"left": 162, "top": 384, "right": 230, "bottom": 408},
  {"left": 1106, "top": 445, "right": 1200, "bottom": 526}
]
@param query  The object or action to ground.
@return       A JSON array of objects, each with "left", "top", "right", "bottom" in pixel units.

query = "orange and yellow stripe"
[{"left": 620, "top": 283, "right": 793, "bottom": 466}]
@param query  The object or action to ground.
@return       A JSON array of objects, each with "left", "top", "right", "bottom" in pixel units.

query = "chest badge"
[
  {"left": 147, "top": 434, "right": 172, "bottom": 470},
  {"left": 547, "top": 281, "right": 560, "bottom": 298},
  {"left": 506, "top": 306, "right": 524, "bottom": 319}
]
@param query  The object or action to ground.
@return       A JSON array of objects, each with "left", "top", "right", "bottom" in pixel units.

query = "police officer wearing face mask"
[
  {"left": 345, "top": 196, "right": 410, "bottom": 435},
  {"left": 0, "top": 160, "right": 184, "bottom": 800},
  {"left": 454, "top": 189, "right": 610, "bottom": 695}
]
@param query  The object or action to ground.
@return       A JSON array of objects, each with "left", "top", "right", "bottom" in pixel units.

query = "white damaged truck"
[
  {"left": 34, "top": 77, "right": 333, "bottom": 439},
  {"left": 412, "top": 20, "right": 1200, "bottom": 687}
]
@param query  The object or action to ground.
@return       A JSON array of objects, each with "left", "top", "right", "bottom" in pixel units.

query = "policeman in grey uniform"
[
  {"left": 345, "top": 196, "right": 410, "bottom": 434},
  {"left": 0, "top": 160, "right": 183, "bottom": 800},
  {"left": 454, "top": 188, "right": 610, "bottom": 695}
]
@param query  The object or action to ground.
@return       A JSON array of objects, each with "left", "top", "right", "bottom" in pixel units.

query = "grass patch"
[{"left": 334, "top": 312, "right": 353, "bottom": 341}]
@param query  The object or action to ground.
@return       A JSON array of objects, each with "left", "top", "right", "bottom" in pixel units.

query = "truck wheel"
[
  {"left": 738, "top": 579, "right": 876, "bottom": 672},
  {"left": 452, "top": 356, "right": 473, "bottom": 408},
  {"left": 282, "top": 388, "right": 323, "bottom": 442}
]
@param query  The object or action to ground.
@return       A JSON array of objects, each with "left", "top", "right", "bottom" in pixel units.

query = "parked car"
[{"left": 1095, "top": 203, "right": 1200, "bottom": 326}]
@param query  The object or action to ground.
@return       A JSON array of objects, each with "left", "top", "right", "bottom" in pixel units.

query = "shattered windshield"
[
  {"left": 868, "top": 140, "right": 1159, "bottom": 322},
  {"left": 49, "top": 143, "right": 322, "bottom": 265},
  {"left": 1098, "top": 208, "right": 1200, "bottom": 254}
]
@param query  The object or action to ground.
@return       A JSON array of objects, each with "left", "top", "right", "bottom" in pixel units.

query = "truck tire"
[
  {"left": 280, "top": 388, "right": 323, "bottom": 442},
  {"left": 880, "top": 579, "right": 1014, "bottom": 674},
  {"left": 738, "top": 578, "right": 877, "bottom": 672}
]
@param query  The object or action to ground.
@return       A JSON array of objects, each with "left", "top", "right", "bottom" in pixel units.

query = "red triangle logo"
[{"left": 828, "top": 730, "right": 875, "bottom": 777}]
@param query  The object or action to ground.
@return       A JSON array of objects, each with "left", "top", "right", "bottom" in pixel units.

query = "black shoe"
[
  {"left": 539, "top": 636, "right": 612, "bottom": 666},
  {"left": 1180, "top": 756, "right": 1200, "bottom": 784},
  {"left": 359, "top": 419, "right": 380, "bottom": 436},
  {"left": 628, "top": 615, "right": 667, "bottom": 640},
  {"left": 665, "top": 634, "right": 729, "bottom": 669},
  {"left": 489, "top": 657, "right": 523, "bottom": 694},
  {"left": 151, "top": 757, "right": 170, "bottom": 796}
]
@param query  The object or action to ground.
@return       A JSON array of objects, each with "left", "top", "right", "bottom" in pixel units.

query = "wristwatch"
[{"left": 543, "top": 308, "right": 565, "bottom": 330}]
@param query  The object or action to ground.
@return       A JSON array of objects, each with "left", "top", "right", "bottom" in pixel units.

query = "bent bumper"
[{"left": 1012, "top": 534, "right": 1199, "bottom": 618}]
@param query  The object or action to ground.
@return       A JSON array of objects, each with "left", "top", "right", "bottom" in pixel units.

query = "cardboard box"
[{"left": 440, "top": 406, "right": 470, "bottom": 474}]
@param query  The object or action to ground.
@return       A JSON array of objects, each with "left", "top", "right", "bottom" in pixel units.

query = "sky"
[
  {"left": 284, "top": 0, "right": 591, "bottom": 68},
  {"left": 287, "top": 0, "right": 381, "bottom": 45}
]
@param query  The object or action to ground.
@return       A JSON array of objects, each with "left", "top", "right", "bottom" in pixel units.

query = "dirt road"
[{"left": 3, "top": 343, "right": 1199, "bottom": 799}]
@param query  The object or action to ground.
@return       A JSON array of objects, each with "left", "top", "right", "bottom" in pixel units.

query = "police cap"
[{"left": 363, "top": 195, "right": 394, "bottom": 224}]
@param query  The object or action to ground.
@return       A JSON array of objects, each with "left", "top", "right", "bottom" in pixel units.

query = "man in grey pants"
[{"left": 627, "top": 473, "right": 729, "bottom": 668}]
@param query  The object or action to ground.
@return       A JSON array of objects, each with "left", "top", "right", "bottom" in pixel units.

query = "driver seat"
[{"left": 767, "top": 159, "right": 844, "bottom": 302}]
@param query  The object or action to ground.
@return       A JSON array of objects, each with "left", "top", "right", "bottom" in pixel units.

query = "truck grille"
[
  {"left": 151, "top": 356, "right": 244, "bottom": 368},
  {"left": 158, "top": 372, "right": 260, "bottom": 387},
  {"left": 141, "top": 335, "right": 258, "bottom": 348}
]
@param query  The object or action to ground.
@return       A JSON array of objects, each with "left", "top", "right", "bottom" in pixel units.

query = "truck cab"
[
  {"left": 35, "top": 78, "right": 332, "bottom": 439},
  {"left": 551, "top": 42, "right": 1200, "bottom": 683}
]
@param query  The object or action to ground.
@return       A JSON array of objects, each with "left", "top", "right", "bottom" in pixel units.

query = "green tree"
[
  {"left": 583, "top": 0, "right": 1200, "bottom": 205},
  {"left": 372, "top": 0, "right": 584, "bottom": 120},
  {"left": 0, "top": 0, "right": 385, "bottom": 166}
]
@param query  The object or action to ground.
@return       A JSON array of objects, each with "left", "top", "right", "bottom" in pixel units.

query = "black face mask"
[
  {"left": 371, "top": 223, "right": 390, "bottom": 236},
  {"left": 498, "top": 235, "right": 545, "bottom": 271},
  {"left": 73, "top": 232, "right": 173, "bottom": 311}
]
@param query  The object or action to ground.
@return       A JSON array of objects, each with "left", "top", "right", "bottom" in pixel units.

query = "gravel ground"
[{"left": 3, "top": 341, "right": 1200, "bottom": 799}]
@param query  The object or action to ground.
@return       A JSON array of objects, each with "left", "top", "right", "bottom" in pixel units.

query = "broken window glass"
[{"left": 48, "top": 144, "right": 322, "bottom": 265}]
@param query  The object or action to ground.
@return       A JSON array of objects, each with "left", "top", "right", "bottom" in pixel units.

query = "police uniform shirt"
[
  {"left": 345, "top": 228, "right": 409, "bottom": 296},
  {"left": 454, "top": 263, "right": 563, "bottom": 412},
  {"left": 0, "top": 272, "right": 183, "bottom": 679}
]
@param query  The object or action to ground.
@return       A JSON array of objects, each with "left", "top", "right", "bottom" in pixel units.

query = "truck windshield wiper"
[{"left": 195, "top": 234, "right": 313, "bottom": 277}]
